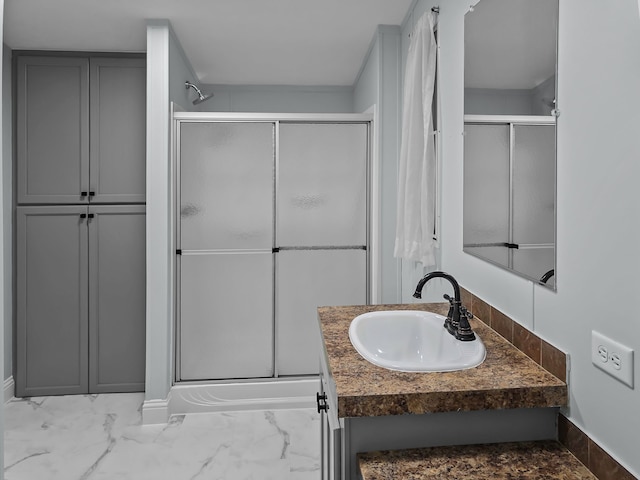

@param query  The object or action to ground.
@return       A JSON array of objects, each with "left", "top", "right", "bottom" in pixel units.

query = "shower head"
[{"left": 185, "top": 81, "right": 213, "bottom": 105}]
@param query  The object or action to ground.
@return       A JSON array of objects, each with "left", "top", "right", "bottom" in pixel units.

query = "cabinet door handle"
[
  {"left": 316, "top": 392, "right": 329, "bottom": 413},
  {"left": 89, "top": 192, "right": 96, "bottom": 197},
  {"left": 80, "top": 213, "right": 87, "bottom": 219},
  {"left": 81, "top": 191, "right": 88, "bottom": 197},
  {"left": 88, "top": 213, "right": 95, "bottom": 219}
]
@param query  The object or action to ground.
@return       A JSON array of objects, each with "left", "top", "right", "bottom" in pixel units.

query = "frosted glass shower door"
[
  {"left": 276, "top": 249, "right": 367, "bottom": 375},
  {"left": 512, "top": 124, "right": 555, "bottom": 280},
  {"left": 178, "top": 122, "right": 275, "bottom": 381},
  {"left": 276, "top": 123, "right": 368, "bottom": 376},
  {"left": 180, "top": 253, "right": 273, "bottom": 380},
  {"left": 278, "top": 123, "right": 368, "bottom": 247},
  {"left": 179, "top": 122, "right": 274, "bottom": 250},
  {"left": 463, "top": 123, "right": 510, "bottom": 266}
]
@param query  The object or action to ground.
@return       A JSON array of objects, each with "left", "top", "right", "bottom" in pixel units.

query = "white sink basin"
[{"left": 348, "top": 310, "right": 486, "bottom": 372}]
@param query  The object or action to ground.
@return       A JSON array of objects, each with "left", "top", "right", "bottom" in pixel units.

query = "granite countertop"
[
  {"left": 318, "top": 303, "right": 567, "bottom": 418},
  {"left": 357, "top": 441, "right": 596, "bottom": 479}
]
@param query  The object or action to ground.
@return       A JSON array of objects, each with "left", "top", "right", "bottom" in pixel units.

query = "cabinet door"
[
  {"left": 16, "top": 206, "right": 89, "bottom": 396},
  {"left": 90, "top": 58, "right": 146, "bottom": 203},
  {"left": 88, "top": 206, "right": 146, "bottom": 393},
  {"left": 17, "top": 57, "right": 90, "bottom": 204},
  {"left": 320, "top": 376, "right": 342, "bottom": 480}
]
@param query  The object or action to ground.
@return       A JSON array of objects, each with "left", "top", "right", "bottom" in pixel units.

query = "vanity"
[{"left": 317, "top": 303, "right": 567, "bottom": 479}]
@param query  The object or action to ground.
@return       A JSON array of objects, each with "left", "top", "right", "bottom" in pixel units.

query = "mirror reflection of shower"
[{"left": 185, "top": 81, "right": 213, "bottom": 105}]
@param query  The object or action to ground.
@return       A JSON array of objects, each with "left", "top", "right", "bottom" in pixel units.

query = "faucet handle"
[
  {"left": 442, "top": 294, "right": 457, "bottom": 336},
  {"left": 456, "top": 306, "right": 476, "bottom": 341},
  {"left": 460, "top": 306, "right": 473, "bottom": 319}
]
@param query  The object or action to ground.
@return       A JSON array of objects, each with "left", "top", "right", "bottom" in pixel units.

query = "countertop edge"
[{"left": 337, "top": 384, "right": 568, "bottom": 418}]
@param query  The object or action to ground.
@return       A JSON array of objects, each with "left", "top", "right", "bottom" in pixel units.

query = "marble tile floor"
[{"left": 4, "top": 393, "right": 320, "bottom": 480}]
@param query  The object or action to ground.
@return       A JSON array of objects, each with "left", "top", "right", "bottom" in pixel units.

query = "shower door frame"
[{"left": 172, "top": 112, "right": 375, "bottom": 384}]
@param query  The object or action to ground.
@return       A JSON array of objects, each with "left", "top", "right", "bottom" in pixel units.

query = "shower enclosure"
[{"left": 174, "top": 114, "right": 370, "bottom": 382}]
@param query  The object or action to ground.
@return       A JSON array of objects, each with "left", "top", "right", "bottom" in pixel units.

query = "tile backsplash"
[
  {"left": 460, "top": 286, "right": 637, "bottom": 480},
  {"left": 460, "top": 287, "right": 566, "bottom": 382}
]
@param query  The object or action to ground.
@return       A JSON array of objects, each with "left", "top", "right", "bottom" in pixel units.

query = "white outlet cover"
[{"left": 591, "top": 331, "right": 634, "bottom": 388}]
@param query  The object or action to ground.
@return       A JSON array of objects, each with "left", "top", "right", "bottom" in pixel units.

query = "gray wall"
[
  {"left": 196, "top": 85, "right": 354, "bottom": 113},
  {"left": 3, "top": 44, "right": 10, "bottom": 383},
  {"left": 464, "top": 75, "right": 556, "bottom": 116},
  {"left": 405, "top": 0, "right": 640, "bottom": 476},
  {"left": 530, "top": 75, "right": 556, "bottom": 116},
  {"left": 464, "top": 87, "right": 539, "bottom": 115},
  {"left": 353, "top": 25, "right": 402, "bottom": 304},
  {"left": 169, "top": 31, "right": 198, "bottom": 112}
]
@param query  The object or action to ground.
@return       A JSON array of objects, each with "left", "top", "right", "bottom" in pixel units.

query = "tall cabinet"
[{"left": 15, "top": 55, "right": 147, "bottom": 397}]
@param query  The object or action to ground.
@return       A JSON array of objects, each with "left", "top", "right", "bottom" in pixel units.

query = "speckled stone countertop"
[
  {"left": 357, "top": 441, "right": 596, "bottom": 479},
  {"left": 318, "top": 303, "right": 567, "bottom": 418}
]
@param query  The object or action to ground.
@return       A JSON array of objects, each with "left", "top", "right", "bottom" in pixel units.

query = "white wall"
[
  {"left": 537, "top": 0, "right": 640, "bottom": 473},
  {"left": 353, "top": 25, "right": 403, "bottom": 304},
  {"left": 145, "top": 20, "right": 199, "bottom": 416},
  {"left": 407, "top": 0, "right": 640, "bottom": 475}
]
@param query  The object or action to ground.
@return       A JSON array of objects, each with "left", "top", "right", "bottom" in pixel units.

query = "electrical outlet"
[{"left": 591, "top": 331, "right": 634, "bottom": 388}]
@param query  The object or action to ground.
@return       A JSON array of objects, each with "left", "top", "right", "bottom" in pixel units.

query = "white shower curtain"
[{"left": 394, "top": 12, "right": 437, "bottom": 266}]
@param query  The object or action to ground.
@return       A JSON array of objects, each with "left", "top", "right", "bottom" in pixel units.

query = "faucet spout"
[
  {"left": 413, "top": 271, "right": 476, "bottom": 342},
  {"left": 413, "top": 271, "right": 461, "bottom": 301}
]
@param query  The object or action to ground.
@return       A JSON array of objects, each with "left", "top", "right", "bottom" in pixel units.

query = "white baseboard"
[
  {"left": 4, "top": 376, "right": 15, "bottom": 403},
  {"left": 142, "top": 396, "right": 171, "bottom": 425},
  {"left": 169, "top": 377, "right": 319, "bottom": 416}
]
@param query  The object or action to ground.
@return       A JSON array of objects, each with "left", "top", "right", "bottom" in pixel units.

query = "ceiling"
[{"left": 4, "top": 0, "right": 414, "bottom": 86}]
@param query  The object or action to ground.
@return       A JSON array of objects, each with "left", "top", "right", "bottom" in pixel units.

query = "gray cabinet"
[
  {"left": 16, "top": 56, "right": 146, "bottom": 205},
  {"left": 319, "top": 356, "right": 341, "bottom": 480},
  {"left": 90, "top": 58, "right": 146, "bottom": 204},
  {"left": 15, "top": 54, "right": 146, "bottom": 397},
  {"left": 16, "top": 206, "right": 146, "bottom": 397},
  {"left": 88, "top": 206, "right": 146, "bottom": 393},
  {"left": 16, "top": 57, "right": 89, "bottom": 204},
  {"left": 16, "top": 206, "right": 89, "bottom": 396}
]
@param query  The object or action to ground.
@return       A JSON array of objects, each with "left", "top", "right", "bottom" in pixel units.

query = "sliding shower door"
[
  {"left": 276, "top": 123, "right": 368, "bottom": 375},
  {"left": 176, "top": 117, "right": 370, "bottom": 382},
  {"left": 178, "top": 122, "right": 275, "bottom": 381}
]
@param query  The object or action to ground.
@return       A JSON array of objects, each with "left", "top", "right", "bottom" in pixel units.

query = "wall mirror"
[{"left": 463, "top": 0, "right": 558, "bottom": 289}]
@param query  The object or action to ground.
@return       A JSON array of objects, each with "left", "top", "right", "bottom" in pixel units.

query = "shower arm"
[
  {"left": 185, "top": 81, "right": 213, "bottom": 105},
  {"left": 185, "top": 81, "right": 203, "bottom": 96}
]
